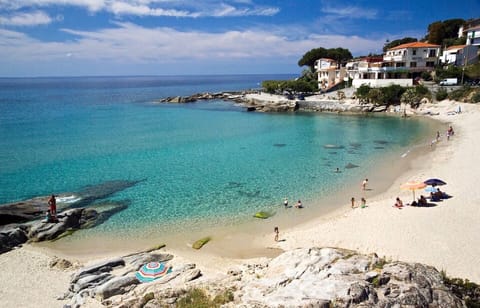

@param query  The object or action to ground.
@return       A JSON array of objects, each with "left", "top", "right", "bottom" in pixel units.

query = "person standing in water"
[
  {"left": 362, "top": 179, "right": 368, "bottom": 191},
  {"left": 274, "top": 227, "right": 279, "bottom": 242},
  {"left": 284, "top": 197, "right": 288, "bottom": 208}
]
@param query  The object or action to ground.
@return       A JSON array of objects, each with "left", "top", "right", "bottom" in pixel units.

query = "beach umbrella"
[
  {"left": 424, "top": 186, "right": 439, "bottom": 193},
  {"left": 135, "top": 262, "right": 172, "bottom": 283},
  {"left": 423, "top": 178, "right": 446, "bottom": 186},
  {"left": 401, "top": 181, "right": 427, "bottom": 201}
]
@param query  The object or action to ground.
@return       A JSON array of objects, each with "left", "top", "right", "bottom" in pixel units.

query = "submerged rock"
[{"left": 345, "top": 163, "right": 360, "bottom": 169}]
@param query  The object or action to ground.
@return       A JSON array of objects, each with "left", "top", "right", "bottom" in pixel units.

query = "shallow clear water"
[{"left": 0, "top": 75, "right": 433, "bottom": 237}]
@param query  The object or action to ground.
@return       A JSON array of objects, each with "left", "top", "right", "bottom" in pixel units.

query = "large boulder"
[{"left": 0, "top": 226, "right": 28, "bottom": 253}]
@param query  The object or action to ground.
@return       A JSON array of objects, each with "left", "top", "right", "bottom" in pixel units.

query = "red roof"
[
  {"left": 446, "top": 45, "right": 466, "bottom": 51},
  {"left": 389, "top": 42, "right": 440, "bottom": 50}
]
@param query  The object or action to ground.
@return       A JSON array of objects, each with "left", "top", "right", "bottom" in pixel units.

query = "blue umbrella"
[
  {"left": 424, "top": 178, "right": 446, "bottom": 186},
  {"left": 425, "top": 186, "right": 439, "bottom": 193}
]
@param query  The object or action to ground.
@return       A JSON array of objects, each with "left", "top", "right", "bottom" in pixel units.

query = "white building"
[
  {"left": 383, "top": 42, "right": 440, "bottom": 73},
  {"left": 314, "top": 58, "right": 346, "bottom": 91},
  {"left": 440, "top": 44, "right": 479, "bottom": 66},
  {"left": 440, "top": 45, "right": 466, "bottom": 64}
]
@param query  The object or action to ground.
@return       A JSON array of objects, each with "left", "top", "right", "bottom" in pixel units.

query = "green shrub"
[
  {"left": 382, "top": 84, "right": 406, "bottom": 105},
  {"left": 448, "top": 86, "right": 472, "bottom": 101},
  {"left": 436, "top": 89, "right": 448, "bottom": 101},
  {"left": 441, "top": 270, "right": 480, "bottom": 307},
  {"left": 177, "top": 288, "right": 234, "bottom": 308},
  {"left": 421, "top": 71, "right": 432, "bottom": 81},
  {"left": 355, "top": 84, "right": 371, "bottom": 102},
  {"left": 367, "top": 88, "right": 385, "bottom": 105},
  {"left": 401, "top": 88, "right": 420, "bottom": 106},
  {"left": 472, "top": 91, "right": 480, "bottom": 103},
  {"left": 213, "top": 290, "right": 234, "bottom": 305}
]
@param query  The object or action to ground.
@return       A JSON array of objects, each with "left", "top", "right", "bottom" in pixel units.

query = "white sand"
[
  {"left": 265, "top": 100, "right": 480, "bottom": 282},
  {"left": 1, "top": 99, "right": 479, "bottom": 307},
  {"left": 0, "top": 245, "right": 72, "bottom": 307}
]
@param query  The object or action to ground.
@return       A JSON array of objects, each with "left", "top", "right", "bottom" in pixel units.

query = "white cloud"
[
  {"left": 0, "top": 22, "right": 383, "bottom": 68},
  {"left": 0, "top": 11, "right": 52, "bottom": 26},
  {"left": 0, "top": 0, "right": 280, "bottom": 18},
  {"left": 321, "top": 6, "right": 378, "bottom": 19}
]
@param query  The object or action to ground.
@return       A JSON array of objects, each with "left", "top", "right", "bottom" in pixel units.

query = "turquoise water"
[{"left": 0, "top": 75, "right": 433, "bottom": 237}]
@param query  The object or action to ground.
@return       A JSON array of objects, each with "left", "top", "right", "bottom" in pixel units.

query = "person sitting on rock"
[{"left": 44, "top": 210, "right": 52, "bottom": 223}]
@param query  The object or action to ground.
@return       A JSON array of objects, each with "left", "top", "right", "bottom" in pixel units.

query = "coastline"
[
  {"left": 1, "top": 98, "right": 479, "bottom": 307},
  {"left": 266, "top": 99, "right": 480, "bottom": 282}
]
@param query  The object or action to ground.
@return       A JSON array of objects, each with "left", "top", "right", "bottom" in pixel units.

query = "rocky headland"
[{"left": 157, "top": 90, "right": 415, "bottom": 113}]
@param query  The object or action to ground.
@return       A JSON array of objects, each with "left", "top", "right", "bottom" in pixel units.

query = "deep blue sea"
[{"left": 0, "top": 75, "right": 435, "bottom": 239}]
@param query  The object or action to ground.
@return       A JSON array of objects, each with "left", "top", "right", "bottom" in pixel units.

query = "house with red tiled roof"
[
  {"left": 346, "top": 42, "right": 440, "bottom": 89},
  {"left": 382, "top": 42, "right": 440, "bottom": 73}
]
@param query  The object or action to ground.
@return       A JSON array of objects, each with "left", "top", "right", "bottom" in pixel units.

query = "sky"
[{"left": 0, "top": 0, "right": 479, "bottom": 77}]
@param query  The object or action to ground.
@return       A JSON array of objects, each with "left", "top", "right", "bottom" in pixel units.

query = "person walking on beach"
[
  {"left": 274, "top": 227, "right": 279, "bottom": 242},
  {"left": 361, "top": 197, "right": 366, "bottom": 208},
  {"left": 48, "top": 194, "right": 57, "bottom": 217},
  {"left": 284, "top": 197, "right": 288, "bottom": 208},
  {"left": 362, "top": 178, "right": 368, "bottom": 191},
  {"left": 351, "top": 197, "right": 355, "bottom": 208}
]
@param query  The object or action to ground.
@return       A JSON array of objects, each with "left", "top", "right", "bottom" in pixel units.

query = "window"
[
  {"left": 426, "top": 61, "right": 435, "bottom": 67},
  {"left": 412, "top": 49, "right": 417, "bottom": 56},
  {"left": 410, "top": 62, "right": 417, "bottom": 67},
  {"left": 429, "top": 50, "right": 436, "bottom": 57}
]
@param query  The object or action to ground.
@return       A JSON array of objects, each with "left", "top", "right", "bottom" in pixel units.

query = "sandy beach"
[
  {"left": 0, "top": 99, "right": 479, "bottom": 307},
  {"left": 268, "top": 99, "right": 480, "bottom": 283}
]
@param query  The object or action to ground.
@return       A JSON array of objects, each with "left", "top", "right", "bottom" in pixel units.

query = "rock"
[
  {"left": 373, "top": 105, "right": 387, "bottom": 112},
  {"left": 0, "top": 226, "right": 28, "bottom": 253},
  {"left": 95, "top": 275, "right": 139, "bottom": 300},
  {"left": 365, "top": 271, "right": 379, "bottom": 282},
  {"left": 73, "top": 273, "right": 112, "bottom": 293},
  {"left": 0, "top": 197, "right": 48, "bottom": 225},
  {"left": 183, "top": 269, "right": 202, "bottom": 282},
  {"left": 232, "top": 247, "right": 464, "bottom": 307},
  {"left": 123, "top": 252, "right": 173, "bottom": 270},
  {"left": 192, "top": 237, "right": 211, "bottom": 249},
  {"left": 72, "top": 257, "right": 125, "bottom": 283},
  {"left": 49, "top": 257, "right": 73, "bottom": 270}
]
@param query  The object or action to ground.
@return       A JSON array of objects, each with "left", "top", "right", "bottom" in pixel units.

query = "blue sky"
[{"left": 0, "top": 0, "right": 479, "bottom": 77}]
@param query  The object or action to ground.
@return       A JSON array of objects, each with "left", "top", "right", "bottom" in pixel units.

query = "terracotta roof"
[
  {"left": 466, "top": 25, "right": 480, "bottom": 31},
  {"left": 446, "top": 45, "right": 466, "bottom": 51},
  {"left": 389, "top": 42, "right": 440, "bottom": 50}
]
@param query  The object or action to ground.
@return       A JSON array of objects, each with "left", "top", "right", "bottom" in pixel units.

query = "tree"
[
  {"left": 427, "top": 21, "right": 445, "bottom": 44},
  {"left": 425, "top": 19, "right": 465, "bottom": 45},
  {"left": 298, "top": 48, "right": 328, "bottom": 72},
  {"left": 298, "top": 47, "right": 352, "bottom": 72},
  {"left": 383, "top": 37, "right": 418, "bottom": 52}
]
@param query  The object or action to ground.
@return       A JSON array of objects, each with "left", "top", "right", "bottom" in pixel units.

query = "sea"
[{"left": 0, "top": 75, "right": 437, "bottom": 243}]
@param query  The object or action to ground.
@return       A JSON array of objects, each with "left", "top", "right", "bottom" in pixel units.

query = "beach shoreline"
[{"left": 1, "top": 99, "right": 479, "bottom": 307}]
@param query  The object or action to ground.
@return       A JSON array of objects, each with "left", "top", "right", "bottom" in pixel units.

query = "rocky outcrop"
[
  {"left": 159, "top": 91, "right": 252, "bottom": 104},
  {"left": 62, "top": 250, "right": 205, "bottom": 307},
  {"left": 244, "top": 97, "right": 298, "bottom": 112},
  {"left": 0, "top": 179, "right": 142, "bottom": 226},
  {"left": 226, "top": 247, "right": 464, "bottom": 307},
  {"left": 67, "top": 247, "right": 466, "bottom": 307},
  {"left": 0, "top": 202, "right": 128, "bottom": 253}
]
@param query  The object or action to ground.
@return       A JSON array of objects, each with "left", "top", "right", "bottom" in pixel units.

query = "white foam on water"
[{"left": 57, "top": 195, "right": 81, "bottom": 204}]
